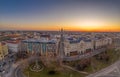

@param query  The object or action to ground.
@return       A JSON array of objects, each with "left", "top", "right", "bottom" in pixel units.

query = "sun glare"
[{"left": 75, "top": 19, "right": 106, "bottom": 31}]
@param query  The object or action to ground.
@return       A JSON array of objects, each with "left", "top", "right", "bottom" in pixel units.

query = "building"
[
  {"left": 6, "top": 40, "right": 20, "bottom": 52},
  {"left": 64, "top": 36, "right": 112, "bottom": 57},
  {"left": 64, "top": 37, "right": 93, "bottom": 56},
  {"left": 113, "top": 37, "right": 120, "bottom": 50},
  {"left": 19, "top": 38, "right": 58, "bottom": 56},
  {"left": 18, "top": 30, "right": 113, "bottom": 61},
  {"left": 94, "top": 37, "right": 112, "bottom": 49},
  {"left": 0, "top": 42, "right": 8, "bottom": 60}
]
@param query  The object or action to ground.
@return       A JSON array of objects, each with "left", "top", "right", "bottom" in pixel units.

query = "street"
[{"left": 86, "top": 60, "right": 120, "bottom": 77}]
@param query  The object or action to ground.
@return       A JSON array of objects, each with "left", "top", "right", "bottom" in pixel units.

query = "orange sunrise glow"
[{"left": 0, "top": 0, "right": 120, "bottom": 32}]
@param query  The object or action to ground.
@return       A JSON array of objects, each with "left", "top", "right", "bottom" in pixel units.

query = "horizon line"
[{"left": 0, "top": 29, "right": 119, "bottom": 33}]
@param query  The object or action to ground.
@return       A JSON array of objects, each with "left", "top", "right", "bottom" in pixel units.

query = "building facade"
[
  {"left": 19, "top": 39, "right": 58, "bottom": 56},
  {"left": 64, "top": 38, "right": 93, "bottom": 56},
  {"left": 64, "top": 37, "right": 112, "bottom": 57},
  {"left": 0, "top": 42, "right": 8, "bottom": 60},
  {"left": 6, "top": 40, "right": 20, "bottom": 52},
  {"left": 18, "top": 31, "right": 112, "bottom": 60}
]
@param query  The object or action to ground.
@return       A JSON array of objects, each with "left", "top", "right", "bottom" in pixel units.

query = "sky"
[{"left": 0, "top": 0, "right": 120, "bottom": 32}]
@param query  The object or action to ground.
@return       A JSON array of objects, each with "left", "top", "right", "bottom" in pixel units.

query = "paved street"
[
  {"left": 0, "top": 52, "right": 16, "bottom": 77},
  {"left": 14, "top": 65, "right": 26, "bottom": 77},
  {"left": 86, "top": 60, "right": 120, "bottom": 77},
  {"left": 4, "top": 64, "right": 17, "bottom": 77}
]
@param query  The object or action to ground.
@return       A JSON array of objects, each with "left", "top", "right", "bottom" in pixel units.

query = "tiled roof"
[
  {"left": 67, "top": 37, "right": 92, "bottom": 43},
  {"left": 68, "top": 37, "right": 83, "bottom": 44}
]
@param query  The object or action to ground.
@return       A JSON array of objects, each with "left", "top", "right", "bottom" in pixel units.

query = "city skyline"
[{"left": 0, "top": 0, "right": 120, "bottom": 32}]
